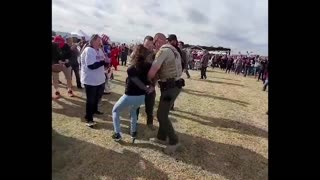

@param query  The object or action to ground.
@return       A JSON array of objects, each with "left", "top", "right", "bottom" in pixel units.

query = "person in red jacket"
[
  {"left": 111, "top": 44, "right": 119, "bottom": 71},
  {"left": 116, "top": 45, "right": 121, "bottom": 64}
]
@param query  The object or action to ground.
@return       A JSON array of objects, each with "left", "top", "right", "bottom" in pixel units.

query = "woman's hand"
[{"left": 146, "top": 86, "right": 155, "bottom": 94}]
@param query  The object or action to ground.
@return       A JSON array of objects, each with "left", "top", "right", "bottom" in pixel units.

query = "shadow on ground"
[
  {"left": 116, "top": 122, "right": 267, "bottom": 180},
  {"left": 52, "top": 130, "right": 168, "bottom": 179},
  {"left": 170, "top": 109, "right": 267, "bottom": 139},
  {"left": 52, "top": 92, "right": 123, "bottom": 120},
  {"left": 211, "top": 76, "right": 240, "bottom": 82},
  {"left": 111, "top": 79, "right": 126, "bottom": 87},
  {"left": 182, "top": 88, "right": 249, "bottom": 107},
  {"left": 191, "top": 79, "right": 244, "bottom": 87}
]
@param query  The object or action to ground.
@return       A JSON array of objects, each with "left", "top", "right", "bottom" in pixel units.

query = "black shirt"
[
  {"left": 125, "top": 62, "right": 152, "bottom": 96},
  {"left": 61, "top": 44, "right": 72, "bottom": 67},
  {"left": 52, "top": 43, "right": 62, "bottom": 65},
  {"left": 69, "top": 45, "right": 79, "bottom": 67}
]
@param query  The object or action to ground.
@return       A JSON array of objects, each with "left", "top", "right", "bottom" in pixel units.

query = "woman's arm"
[{"left": 130, "top": 77, "right": 149, "bottom": 91}]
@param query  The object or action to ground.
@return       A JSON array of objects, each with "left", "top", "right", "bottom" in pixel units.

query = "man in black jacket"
[
  {"left": 135, "top": 35, "right": 157, "bottom": 130},
  {"left": 178, "top": 41, "right": 190, "bottom": 78},
  {"left": 52, "top": 36, "right": 74, "bottom": 98}
]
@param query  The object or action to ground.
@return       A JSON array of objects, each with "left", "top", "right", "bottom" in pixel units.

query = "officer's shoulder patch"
[{"left": 156, "top": 50, "right": 163, "bottom": 58}]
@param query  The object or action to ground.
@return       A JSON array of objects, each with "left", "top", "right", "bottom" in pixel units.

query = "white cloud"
[{"left": 52, "top": 0, "right": 268, "bottom": 55}]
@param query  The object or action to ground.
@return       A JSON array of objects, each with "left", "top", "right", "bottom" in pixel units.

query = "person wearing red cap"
[{"left": 52, "top": 36, "right": 74, "bottom": 98}]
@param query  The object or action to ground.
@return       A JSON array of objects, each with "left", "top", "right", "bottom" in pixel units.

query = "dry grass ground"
[{"left": 52, "top": 66, "right": 268, "bottom": 180}]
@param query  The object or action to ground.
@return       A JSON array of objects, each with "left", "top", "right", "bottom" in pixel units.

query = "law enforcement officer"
[{"left": 147, "top": 34, "right": 185, "bottom": 154}]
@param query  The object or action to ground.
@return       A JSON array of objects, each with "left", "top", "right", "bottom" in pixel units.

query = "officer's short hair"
[
  {"left": 144, "top": 36, "right": 154, "bottom": 42},
  {"left": 167, "top": 34, "right": 178, "bottom": 42}
]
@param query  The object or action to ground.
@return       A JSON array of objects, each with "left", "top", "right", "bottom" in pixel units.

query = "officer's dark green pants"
[{"left": 157, "top": 86, "right": 181, "bottom": 145}]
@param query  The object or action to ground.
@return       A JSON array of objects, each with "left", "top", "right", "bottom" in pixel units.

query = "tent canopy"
[{"left": 70, "top": 30, "right": 90, "bottom": 40}]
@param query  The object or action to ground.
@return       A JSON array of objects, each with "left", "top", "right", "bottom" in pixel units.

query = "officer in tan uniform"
[{"left": 147, "top": 34, "right": 185, "bottom": 154}]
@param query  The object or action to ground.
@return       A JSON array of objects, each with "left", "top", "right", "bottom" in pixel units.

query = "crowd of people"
[
  {"left": 180, "top": 50, "right": 269, "bottom": 90},
  {"left": 52, "top": 32, "right": 267, "bottom": 154}
]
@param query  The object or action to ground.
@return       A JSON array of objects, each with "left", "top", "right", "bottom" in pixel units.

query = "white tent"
[
  {"left": 209, "top": 51, "right": 228, "bottom": 55},
  {"left": 70, "top": 30, "right": 90, "bottom": 40}
]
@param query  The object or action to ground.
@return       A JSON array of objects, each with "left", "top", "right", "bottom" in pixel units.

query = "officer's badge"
[{"left": 156, "top": 50, "right": 163, "bottom": 58}]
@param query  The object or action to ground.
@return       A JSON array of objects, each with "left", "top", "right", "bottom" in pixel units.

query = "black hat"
[{"left": 167, "top": 34, "right": 178, "bottom": 41}]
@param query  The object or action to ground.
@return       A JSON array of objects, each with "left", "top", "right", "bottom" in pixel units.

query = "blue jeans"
[{"left": 112, "top": 94, "right": 145, "bottom": 134}]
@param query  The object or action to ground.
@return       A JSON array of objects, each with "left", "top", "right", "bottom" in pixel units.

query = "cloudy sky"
[{"left": 52, "top": 0, "right": 268, "bottom": 55}]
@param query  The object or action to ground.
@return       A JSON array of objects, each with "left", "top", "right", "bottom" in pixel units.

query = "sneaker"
[
  {"left": 94, "top": 111, "right": 104, "bottom": 115},
  {"left": 163, "top": 143, "right": 181, "bottom": 154},
  {"left": 68, "top": 90, "right": 74, "bottom": 97},
  {"left": 77, "top": 86, "right": 83, "bottom": 89},
  {"left": 131, "top": 131, "right": 137, "bottom": 138},
  {"left": 149, "top": 137, "right": 168, "bottom": 145},
  {"left": 86, "top": 121, "right": 96, "bottom": 127},
  {"left": 53, "top": 91, "right": 61, "bottom": 99},
  {"left": 103, "top": 91, "right": 111, "bottom": 95},
  {"left": 112, "top": 133, "right": 122, "bottom": 142}
]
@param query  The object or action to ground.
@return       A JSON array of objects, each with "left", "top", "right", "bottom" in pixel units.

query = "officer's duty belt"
[{"left": 158, "top": 78, "right": 185, "bottom": 91}]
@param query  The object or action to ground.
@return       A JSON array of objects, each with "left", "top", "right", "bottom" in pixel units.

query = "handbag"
[{"left": 52, "top": 64, "right": 63, "bottom": 73}]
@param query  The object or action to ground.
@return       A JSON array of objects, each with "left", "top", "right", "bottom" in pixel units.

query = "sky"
[{"left": 52, "top": 0, "right": 268, "bottom": 55}]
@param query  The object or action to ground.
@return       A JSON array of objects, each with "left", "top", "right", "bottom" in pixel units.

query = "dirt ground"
[{"left": 52, "top": 66, "right": 268, "bottom": 180}]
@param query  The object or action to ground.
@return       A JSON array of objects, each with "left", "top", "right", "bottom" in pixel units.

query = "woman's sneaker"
[{"left": 112, "top": 133, "right": 122, "bottom": 142}]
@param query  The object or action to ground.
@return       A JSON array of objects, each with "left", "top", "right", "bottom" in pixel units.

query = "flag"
[{"left": 101, "top": 34, "right": 110, "bottom": 44}]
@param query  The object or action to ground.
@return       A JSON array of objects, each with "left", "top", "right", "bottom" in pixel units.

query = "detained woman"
[
  {"left": 111, "top": 44, "right": 154, "bottom": 142},
  {"left": 80, "top": 34, "right": 107, "bottom": 127}
]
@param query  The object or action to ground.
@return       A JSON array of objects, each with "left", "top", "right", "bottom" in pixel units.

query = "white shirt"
[{"left": 80, "top": 47, "right": 105, "bottom": 86}]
